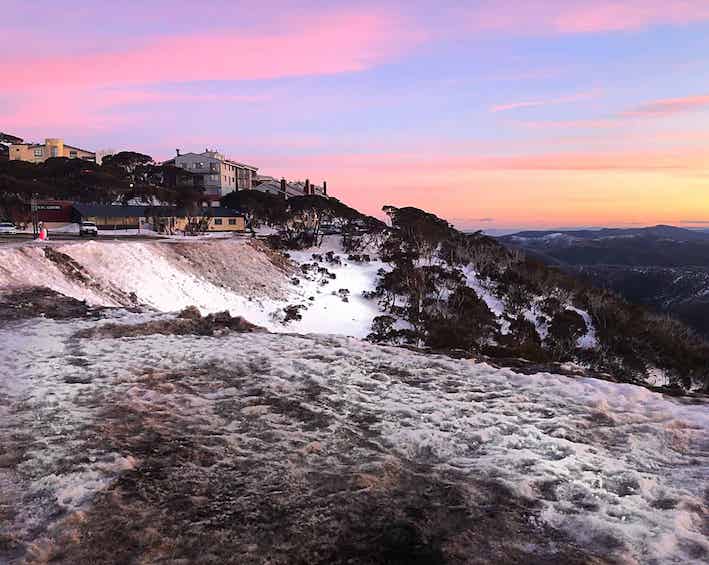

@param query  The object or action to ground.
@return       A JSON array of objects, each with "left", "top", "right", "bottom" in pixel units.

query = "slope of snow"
[
  {"left": 1, "top": 315, "right": 706, "bottom": 563},
  {"left": 0, "top": 245, "right": 112, "bottom": 305},
  {"left": 285, "top": 246, "right": 384, "bottom": 338},
  {"left": 462, "top": 266, "right": 509, "bottom": 335},
  {"left": 569, "top": 305, "right": 599, "bottom": 349},
  {"left": 0, "top": 239, "right": 384, "bottom": 339}
]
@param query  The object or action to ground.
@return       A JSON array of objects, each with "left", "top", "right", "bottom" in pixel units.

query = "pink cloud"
[
  {"left": 0, "top": 87, "right": 270, "bottom": 134},
  {"left": 623, "top": 94, "right": 709, "bottom": 117},
  {"left": 491, "top": 90, "right": 601, "bottom": 113},
  {"left": 517, "top": 119, "right": 622, "bottom": 129},
  {"left": 0, "top": 9, "right": 423, "bottom": 90},
  {"left": 257, "top": 149, "right": 709, "bottom": 176},
  {"left": 471, "top": 0, "right": 709, "bottom": 35},
  {"left": 507, "top": 93, "right": 709, "bottom": 130}
]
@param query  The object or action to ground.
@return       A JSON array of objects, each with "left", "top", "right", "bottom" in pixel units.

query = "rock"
[{"left": 178, "top": 306, "right": 202, "bottom": 320}]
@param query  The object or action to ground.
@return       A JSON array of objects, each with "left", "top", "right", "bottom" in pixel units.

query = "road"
[
  {"left": 0, "top": 232, "right": 260, "bottom": 247},
  {"left": 0, "top": 233, "right": 165, "bottom": 244}
]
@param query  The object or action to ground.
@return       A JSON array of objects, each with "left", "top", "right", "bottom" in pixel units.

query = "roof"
[
  {"left": 201, "top": 207, "right": 244, "bottom": 218},
  {"left": 175, "top": 152, "right": 221, "bottom": 161},
  {"left": 224, "top": 159, "right": 258, "bottom": 171},
  {"left": 168, "top": 151, "right": 258, "bottom": 171},
  {"left": 63, "top": 144, "right": 95, "bottom": 155},
  {"left": 72, "top": 203, "right": 244, "bottom": 219},
  {"left": 73, "top": 203, "right": 158, "bottom": 217}
]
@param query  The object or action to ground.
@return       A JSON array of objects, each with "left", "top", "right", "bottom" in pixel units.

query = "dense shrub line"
[{"left": 366, "top": 206, "right": 709, "bottom": 392}]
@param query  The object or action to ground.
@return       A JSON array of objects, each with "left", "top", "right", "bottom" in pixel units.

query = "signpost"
[{"left": 30, "top": 196, "right": 39, "bottom": 239}]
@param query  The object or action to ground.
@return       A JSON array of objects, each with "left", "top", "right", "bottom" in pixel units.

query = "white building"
[{"left": 166, "top": 149, "right": 258, "bottom": 199}]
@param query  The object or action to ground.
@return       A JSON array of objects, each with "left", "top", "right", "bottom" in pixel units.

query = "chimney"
[
  {"left": 280, "top": 178, "right": 287, "bottom": 199},
  {"left": 305, "top": 178, "right": 310, "bottom": 195},
  {"left": 323, "top": 180, "right": 327, "bottom": 196},
  {"left": 176, "top": 148, "right": 181, "bottom": 156}
]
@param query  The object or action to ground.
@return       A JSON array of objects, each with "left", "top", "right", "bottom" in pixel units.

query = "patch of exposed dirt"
[
  {"left": 75, "top": 307, "right": 264, "bottom": 339},
  {"left": 0, "top": 287, "right": 98, "bottom": 321},
  {"left": 247, "top": 238, "right": 294, "bottom": 272},
  {"left": 166, "top": 240, "right": 293, "bottom": 301}
]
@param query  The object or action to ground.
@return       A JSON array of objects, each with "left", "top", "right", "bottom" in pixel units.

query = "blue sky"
[{"left": 2, "top": 0, "right": 708, "bottom": 229}]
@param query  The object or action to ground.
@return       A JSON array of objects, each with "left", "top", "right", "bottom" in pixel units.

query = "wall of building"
[
  {"left": 82, "top": 215, "right": 141, "bottom": 230},
  {"left": 173, "top": 152, "right": 257, "bottom": 197},
  {"left": 36, "top": 201, "right": 74, "bottom": 223},
  {"left": 173, "top": 215, "right": 245, "bottom": 232},
  {"left": 9, "top": 139, "right": 95, "bottom": 163},
  {"left": 175, "top": 153, "right": 224, "bottom": 195},
  {"left": 209, "top": 216, "right": 245, "bottom": 232}
]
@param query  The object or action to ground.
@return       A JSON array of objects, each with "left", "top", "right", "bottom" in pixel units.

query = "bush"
[{"left": 545, "top": 309, "right": 587, "bottom": 359}]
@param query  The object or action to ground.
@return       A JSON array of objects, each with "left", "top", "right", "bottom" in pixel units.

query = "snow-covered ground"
[
  {"left": 0, "top": 238, "right": 385, "bottom": 339},
  {"left": 0, "top": 315, "right": 706, "bottom": 563},
  {"left": 285, "top": 244, "right": 384, "bottom": 337},
  {"left": 1, "top": 237, "right": 707, "bottom": 562}
]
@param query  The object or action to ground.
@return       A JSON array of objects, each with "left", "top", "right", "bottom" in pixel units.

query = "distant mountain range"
[{"left": 499, "top": 225, "right": 709, "bottom": 337}]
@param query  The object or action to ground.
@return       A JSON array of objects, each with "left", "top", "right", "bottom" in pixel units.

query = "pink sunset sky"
[{"left": 2, "top": 0, "right": 709, "bottom": 230}]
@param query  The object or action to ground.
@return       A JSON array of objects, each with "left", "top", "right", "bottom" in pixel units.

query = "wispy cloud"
[
  {"left": 491, "top": 90, "right": 601, "bottom": 113},
  {"left": 623, "top": 94, "right": 709, "bottom": 117},
  {"left": 469, "top": 0, "right": 709, "bottom": 35},
  {"left": 518, "top": 119, "right": 621, "bottom": 129},
  {"left": 512, "top": 94, "right": 709, "bottom": 130},
  {"left": 0, "top": 87, "right": 271, "bottom": 133},
  {"left": 0, "top": 8, "right": 423, "bottom": 90},
  {"left": 268, "top": 149, "right": 709, "bottom": 173}
]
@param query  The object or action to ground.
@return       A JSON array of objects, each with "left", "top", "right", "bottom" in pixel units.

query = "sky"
[{"left": 2, "top": 0, "right": 709, "bottom": 231}]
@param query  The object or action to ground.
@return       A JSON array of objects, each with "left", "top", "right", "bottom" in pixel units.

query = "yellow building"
[
  {"left": 9, "top": 138, "right": 95, "bottom": 163},
  {"left": 72, "top": 204, "right": 246, "bottom": 234},
  {"left": 173, "top": 208, "right": 246, "bottom": 233}
]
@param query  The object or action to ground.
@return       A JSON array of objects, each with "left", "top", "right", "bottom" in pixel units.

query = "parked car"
[
  {"left": 0, "top": 222, "right": 17, "bottom": 235},
  {"left": 79, "top": 221, "right": 99, "bottom": 237}
]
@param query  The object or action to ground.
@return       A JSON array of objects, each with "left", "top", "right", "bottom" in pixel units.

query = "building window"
[
  {"left": 210, "top": 174, "right": 218, "bottom": 181},
  {"left": 214, "top": 218, "right": 223, "bottom": 225},
  {"left": 34, "top": 148, "right": 43, "bottom": 157},
  {"left": 228, "top": 218, "right": 236, "bottom": 225},
  {"left": 51, "top": 147, "right": 59, "bottom": 157},
  {"left": 69, "top": 151, "right": 77, "bottom": 157}
]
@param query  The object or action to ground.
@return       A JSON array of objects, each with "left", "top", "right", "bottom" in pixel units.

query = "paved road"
[
  {"left": 0, "top": 232, "right": 258, "bottom": 246},
  {"left": 0, "top": 233, "right": 179, "bottom": 245}
]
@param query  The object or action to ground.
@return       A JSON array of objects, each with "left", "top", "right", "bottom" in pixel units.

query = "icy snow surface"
[{"left": 1, "top": 315, "right": 707, "bottom": 563}]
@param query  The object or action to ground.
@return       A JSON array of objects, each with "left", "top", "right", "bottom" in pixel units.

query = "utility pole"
[{"left": 30, "top": 195, "right": 39, "bottom": 239}]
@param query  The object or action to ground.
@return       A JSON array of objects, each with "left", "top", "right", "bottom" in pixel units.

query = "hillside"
[
  {"left": 500, "top": 225, "right": 709, "bottom": 338},
  {"left": 0, "top": 239, "right": 381, "bottom": 338},
  {"left": 1, "top": 231, "right": 708, "bottom": 563},
  {"left": 1, "top": 212, "right": 708, "bottom": 393}
]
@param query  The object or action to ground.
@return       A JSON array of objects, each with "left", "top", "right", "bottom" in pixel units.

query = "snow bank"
[
  {"left": 1, "top": 316, "right": 706, "bottom": 563},
  {"left": 0, "top": 239, "right": 384, "bottom": 338}
]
